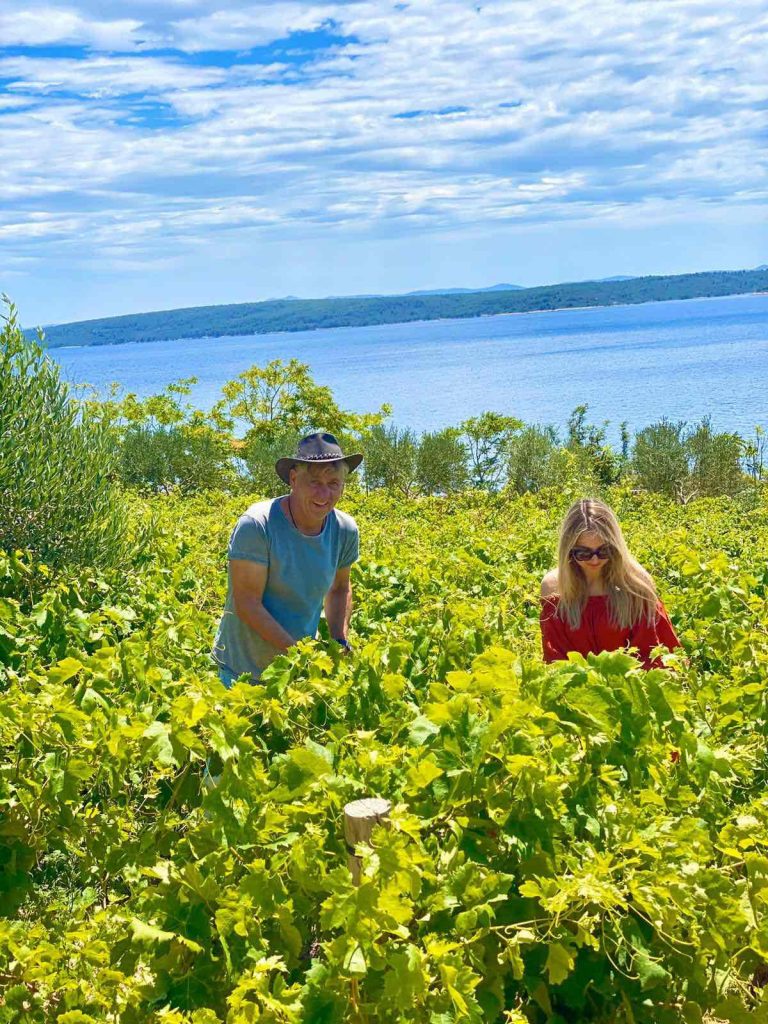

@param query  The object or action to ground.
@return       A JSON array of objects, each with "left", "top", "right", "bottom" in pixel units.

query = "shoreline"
[{"left": 42, "top": 289, "right": 768, "bottom": 353}]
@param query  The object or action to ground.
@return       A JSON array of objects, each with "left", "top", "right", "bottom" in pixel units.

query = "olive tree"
[{"left": 0, "top": 300, "right": 127, "bottom": 569}]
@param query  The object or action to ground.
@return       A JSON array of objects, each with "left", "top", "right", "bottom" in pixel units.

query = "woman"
[{"left": 540, "top": 498, "right": 680, "bottom": 669}]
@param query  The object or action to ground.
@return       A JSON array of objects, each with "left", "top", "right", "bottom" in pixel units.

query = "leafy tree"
[
  {"left": 416, "top": 428, "right": 469, "bottom": 494},
  {"left": 214, "top": 359, "right": 343, "bottom": 434},
  {"left": 461, "top": 412, "right": 522, "bottom": 490},
  {"left": 566, "top": 404, "right": 623, "bottom": 486},
  {"left": 0, "top": 300, "right": 127, "bottom": 568},
  {"left": 566, "top": 404, "right": 592, "bottom": 449},
  {"left": 633, "top": 417, "right": 745, "bottom": 501},
  {"left": 632, "top": 419, "right": 690, "bottom": 499},
  {"left": 240, "top": 421, "right": 311, "bottom": 498},
  {"left": 363, "top": 424, "right": 419, "bottom": 495},
  {"left": 102, "top": 379, "right": 237, "bottom": 494},
  {"left": 620, "top": 421, "right": 631, "bottom": 462},
  {"left": 506, "top": 424, "right": 570, "bottom": 493},
  {"left": 687, "top": 417, "right": 744, "bottom": 498},
  {"left": 743, "top": 426, "right": 767, "bottom": 488},
  {"left": 213, "top": 359, "right": 388, "bottom": 494}
]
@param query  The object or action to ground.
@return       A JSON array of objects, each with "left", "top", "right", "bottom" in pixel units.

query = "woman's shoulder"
[{"left": 540, "top": 569, "right": 559, "bottom": 599}]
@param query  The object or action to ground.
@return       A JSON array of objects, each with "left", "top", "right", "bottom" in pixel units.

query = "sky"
[{"left": 1, "top": 0, "right": 767, "bottom": 325}]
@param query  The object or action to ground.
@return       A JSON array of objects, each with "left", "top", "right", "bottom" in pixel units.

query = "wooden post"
[{"left": 343, "top": 797, "right": 391, "bottom": 885}]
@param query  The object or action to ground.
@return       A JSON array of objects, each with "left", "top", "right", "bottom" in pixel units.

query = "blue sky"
[{"left": 1, "top": 0, "right": 767, "bottom": 325}]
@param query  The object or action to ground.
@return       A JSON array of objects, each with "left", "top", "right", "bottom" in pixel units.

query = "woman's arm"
[
  {"left": 540, "top": 597, "right": 572, "bottom": 662},
  {"left": 632, "top": 600, "right": 681, "bottom": 669}
]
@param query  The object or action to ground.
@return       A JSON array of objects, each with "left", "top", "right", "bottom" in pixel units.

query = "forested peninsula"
[{"left": 33, "top": 266, "right": 768, "bottom": 348}]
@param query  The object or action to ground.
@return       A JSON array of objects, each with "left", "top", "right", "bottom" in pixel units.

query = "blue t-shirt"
[{"left": 212, "top": 497, "right": 359, "bottom": 679}]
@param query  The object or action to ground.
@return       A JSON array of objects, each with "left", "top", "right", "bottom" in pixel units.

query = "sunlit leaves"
[{"left": 2, "top": 486, "right": 768, "bottom": 1021}]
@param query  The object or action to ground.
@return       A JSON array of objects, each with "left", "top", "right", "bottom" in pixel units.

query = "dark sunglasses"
[{"left": 571, "top": 545, "right": 611, "bottom": 562}]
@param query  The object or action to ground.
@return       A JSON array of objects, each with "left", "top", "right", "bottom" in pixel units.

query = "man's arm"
[
  {"left": 230, "top": 559, "right": 295, "bottom": 652},
  {"left": 325, "top": 565, "right": 352, "bottom": 643}
]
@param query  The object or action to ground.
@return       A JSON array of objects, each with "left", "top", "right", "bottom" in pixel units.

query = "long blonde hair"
[{"left": 555, "top": 499, "right": 658, "bottom": 629}]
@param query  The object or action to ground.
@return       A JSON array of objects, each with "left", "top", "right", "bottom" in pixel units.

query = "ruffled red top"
[{"left": 540, "top": 594, "right": 680, "bottom": 670}]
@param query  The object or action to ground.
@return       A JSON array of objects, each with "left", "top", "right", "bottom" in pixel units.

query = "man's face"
[{"left": 289, "top": 463, "right": 346, "bottom": 524}]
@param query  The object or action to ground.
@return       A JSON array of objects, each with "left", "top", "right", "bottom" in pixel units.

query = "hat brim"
[{"left": 275, "top": 452, "right": 363, "bottom": 484}]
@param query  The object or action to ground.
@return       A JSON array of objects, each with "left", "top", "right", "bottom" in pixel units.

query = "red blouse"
[{"left": 540, "top": 594, "right": 680, "bottom": 670}]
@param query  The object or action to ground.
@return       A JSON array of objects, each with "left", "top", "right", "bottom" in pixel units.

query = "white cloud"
[
  {"left": 0, "top": 54, "right": 228, "bottom": 96},
  {"left": 0, "top": 6, "right": 143, "bottom": 48},
  {"left": 168, "top": 2, "right": 343, "bottom": 51},
  {"left": 1, "top": 0, "right": 767, "bottom": 284}
]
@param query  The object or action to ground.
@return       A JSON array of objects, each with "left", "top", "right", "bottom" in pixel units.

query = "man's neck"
[{"left": 285, "top": 494, "right": 325, "bottom": 536}]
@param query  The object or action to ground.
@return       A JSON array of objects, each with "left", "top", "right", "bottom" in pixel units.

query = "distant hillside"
[
  {"left": 404, "top": 283, "right": 523, "bottom": 296},
  {"left": 30, "top": 268, "right": 768, "bottom": 349}
]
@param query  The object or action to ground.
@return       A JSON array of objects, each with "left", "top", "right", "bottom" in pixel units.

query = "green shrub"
[
  {"left": 461, "top": 411, "right": 522, "bottom": 490},
  {"left": 240, "top": 421, "right": 307, "bottom": 498},
  {"left": 506, "top": 424, "right": 571, "bottom": 493},
  {"left": 91, "top": 379, "right": 238, "bottom": 494},
  {"left": 687, "top": 417, "right": 744, "bottom": 497},
  {"left": 633, "top": 417, "right": 746, "bottom": 501},
  {"left": 2, "top": 487, "right": 768, "bottom": 1022},
  {"left": 363, "top": 423, "right": 419, "bottom": 494},
  {"left": 416, "top": 427, "right": 469, "bottom": 494},
  {"left": 213, "top": 358, "right": 389, "bottom": 497},
  {"left": 566, "top": 404, "right": 624, "bottom": 486},
  {"left": 0, "top": 301, "right": 128, "bottom": 569}
]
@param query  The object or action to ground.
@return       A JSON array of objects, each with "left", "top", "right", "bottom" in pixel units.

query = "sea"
[{"left": 50, "top": 293, "right": 768, "bottom": 439}]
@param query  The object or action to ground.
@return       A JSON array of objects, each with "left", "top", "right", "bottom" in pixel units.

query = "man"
[{"left": 212, "top": 432, "right": 362, "bottom": 686}]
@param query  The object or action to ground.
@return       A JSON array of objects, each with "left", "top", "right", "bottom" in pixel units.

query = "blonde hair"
[{"left": 555, "top": 498, "right": 658, "bottom": 630}]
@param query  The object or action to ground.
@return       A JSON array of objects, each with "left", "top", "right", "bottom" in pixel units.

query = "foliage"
[
  {"left": 2, "top": 486, "right": 768, "bottom": 1022},
  {"left": 362, "top": 424, "right": 419, "bottom": 495},
  {"left": 416, "top": 428, "right": 469, "bottom": 495},
  {"left": 744, "top": 427, "right": 767, "bottom": 487},
  {"left": 566, "top": 405, "right": 623, "bottom": 487},
  {"left": 0, "top": 300, "right": 128, "bottom": 570},
  {"left": 94, "top": 379, "right": 237, "bottom": 494},
  {"left": 687, "top": 418, "right": 743, "bottom": 498},
  {"left": 632, "top": 419, "right": 690, "bottom": 499},
  {"left": 633, "top": 417, "right": 746, "bottom": 501},
  {"left": 67, "top": 348, "right": 755, "bottom": 504},
  {"left": 506, "top": 425, "right": 570, "bottom": 494},
  {"left": 212, "top": 359, "right": 388, "bottom": 496},
  {"left": 462, "top": 413, "right": 522, "bottom": 491}
]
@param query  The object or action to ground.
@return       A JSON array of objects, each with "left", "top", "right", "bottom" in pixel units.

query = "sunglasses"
[{"left": 571, "top": 545, "right": 611, "bottom": 562}]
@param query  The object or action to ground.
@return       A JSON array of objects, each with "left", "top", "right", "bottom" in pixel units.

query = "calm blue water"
[{"left": 51, "top": 293, "right": 768, "bottom": 437}]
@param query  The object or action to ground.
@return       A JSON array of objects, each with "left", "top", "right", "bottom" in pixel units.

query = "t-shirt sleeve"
[
  {"left": 338, "top": 521, "right": 360, "bottom": 569},
  {"left": 540, "top": 598, "right": 571, "bottom": 662},
  {"left": 631, "top": 600, "right": 681, "bottom": 669},
  {"left": 228, "top": 515, "right": 269, "bottom": 565}
]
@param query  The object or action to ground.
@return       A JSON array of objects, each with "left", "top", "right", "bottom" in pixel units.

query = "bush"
[
  {"left": 687, "top": 418, "right": 744, "bottom": 497},
  {"left": 416, "top": 427, "right": 469, "bottom": 494},
  {"left": 0, "top": 301, "right": 128, "bottom": 569},
  {"left": 566, "top": 404, "right": 624, "bottom": 486},
  {"left": 506, "top": 424, "right": 570, "bottom": 493},
  {"left": 461, "top": 412, "right": 522, "bottom": 490},
  {"left": 633, "top": 417, "right": 745, "bottom": 501},
  {"left": 91, "top": 379, "right": 238, "bottom": 494},
  {"left": 240, "top": 422, "right": 307, "bottom": 498},
  {"left": 363, "top": 424, "right": 419, "bottom": 494}
]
